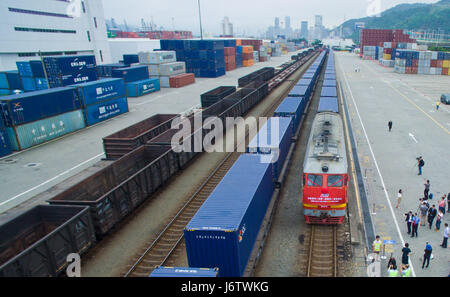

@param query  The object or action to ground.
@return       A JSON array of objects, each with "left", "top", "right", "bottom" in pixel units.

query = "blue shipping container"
[
  {"left": 74, "top": 78, "right": 126, "bottom": 106},
  {"left": 288, "top": 85, "right": 310, "bottom": 100},
  {"left": 16, "top": 62, "right": 34, "bottom": 77},
  {"left": 324, "top": 74, "right": 336, "bottom": 80},
  {"left": 0, "top": 71, "right": 23, "bottom": 90},
  {"left": 318, "top": 97, "right": 339, "bottom": 113},
  {"left": 321, "top": 87, "right": 337, "bottom": 97},
  {"left": 184, "top": 154, "right": 275, "bottom": 277},
  {"left": 126, "top": 78, "right": 160, "bottom": 97},
  {"left": 296, "top": 78, "right": 313, "bottom": 87},
  {"left": 83, "top": 97, "right": 129, "bottom": 126},
  {"left": 35, "top": 77, "right": 49, "bottom": 90},
  {"left": 0, "top": 87, "right": 81, "bottom": 126},
  {"left": 21, "top": 77, "right": 37, "bottom": 92},
  {"left": 48, "top": 69, "right": 98, "bottom": 88},
  {"left": 6, "top": 109, "right": 85, "bottom": 151},
  {"left": 246, "top": 117, "right": 292, "bottom": 180},
  {"left": 29, "top": 61, "right": 45, "bottom": 77},
  {"left": 123, "top": 54, "right": 139, "bottom": 65},
  {"left": 302, "top": 73, "right": 315, "bottom": 80},
  {"left": 43, "top": 55, "right": 96, "bottom": 74},
  {"left": 112, "top": 66, "right": 149, "bottom": 83},
  {"left": 0, "top": 129, "right": 12, "bottom": 157},
  {"left": 150, "top": 267, "right": 219, "bottom": 277},
  {"left": 273, "top": 97, "right": 306, "bottom": 136},
  {"left": 322, "top": 80, "right": 337, "bottom": 87}
]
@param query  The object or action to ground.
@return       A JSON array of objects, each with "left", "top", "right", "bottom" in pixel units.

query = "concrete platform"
[
  {"left": 0, "top": 53, "right": 300, "bottom": 218},
  {"left": 336, "top": 52, "right": 450, "bottom": 277}
]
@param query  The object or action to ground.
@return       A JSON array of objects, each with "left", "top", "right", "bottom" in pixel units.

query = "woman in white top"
[{"left": 396, "top": 189, "right": 403, "bottom": 209}]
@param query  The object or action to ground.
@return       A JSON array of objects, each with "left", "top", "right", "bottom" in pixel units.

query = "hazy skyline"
[{"left": 101, "top": 0, "right": 440, "bottom": 36}]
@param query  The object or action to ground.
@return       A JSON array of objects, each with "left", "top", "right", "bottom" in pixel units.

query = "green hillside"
[{"left": 338, "top": 0, "right": 450, "bottom": 43}]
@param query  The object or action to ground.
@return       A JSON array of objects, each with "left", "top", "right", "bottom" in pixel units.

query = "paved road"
[{"left": 336, "top": 52, "right": 450, "bottom": 277}]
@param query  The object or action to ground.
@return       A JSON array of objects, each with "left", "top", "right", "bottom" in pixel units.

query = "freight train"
[
  {"left": 302, "top": 52, "right": 348, "bottom": 224},
  {"left": 0, "top": 47, "right": 322, "bottom": 277}
]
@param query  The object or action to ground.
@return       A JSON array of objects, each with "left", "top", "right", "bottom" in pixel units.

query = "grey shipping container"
[
  {"left": 184, "top": 154, "right": 275, "bottom": 277},
  {"left": 102, "top": 114, "right": 179, "bottom": 160},
  {"left": 0, "top": 205, "right": 95, "bottom": 277},
  {"left": 47, "top": 145, "right": 194, "bottom": 236}
]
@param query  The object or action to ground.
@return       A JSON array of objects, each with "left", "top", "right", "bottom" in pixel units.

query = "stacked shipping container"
[
  {"left": 394, "top": 50, "right": 450, "bottom": 75},
  {"left": 224, "top": 47, "right": 236, "bottom": 71},
  {"left": 43, "top": 55, "right": 98, "bottom": 88}
]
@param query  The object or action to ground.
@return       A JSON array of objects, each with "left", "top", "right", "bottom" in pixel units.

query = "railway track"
[
  {"left": 306, "top": 225, "right": 338, "bottom": 277},
  {"left": 124, "top": 51, "right": 319, "bottom": 277}
]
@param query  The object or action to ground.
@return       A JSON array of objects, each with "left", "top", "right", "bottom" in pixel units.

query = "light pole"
[{"left": 197, "top": 0, "right": 203, "bottom": 40}]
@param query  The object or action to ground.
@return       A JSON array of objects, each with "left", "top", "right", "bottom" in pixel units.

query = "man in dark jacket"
[
  {"left": 422, "top": 242, "right": 432, "bottom": 269},
  {"left": 428, "top": 205, "right": 437, "bottom": 229},
  {"left": 405, "top": 211, "right": 413, "bottom": 235}
]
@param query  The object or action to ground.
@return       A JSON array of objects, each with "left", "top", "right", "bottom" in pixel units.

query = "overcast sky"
[{"left": 101, "top": 0, "right": 440, "bottom": 36}]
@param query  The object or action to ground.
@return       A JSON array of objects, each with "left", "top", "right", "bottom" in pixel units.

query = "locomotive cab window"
[
  {"left": 327, "top": 175, "right": 344, "bottom": 187},
  {"left": 307, "top": 174, "right": 323, "bottom": 187}
]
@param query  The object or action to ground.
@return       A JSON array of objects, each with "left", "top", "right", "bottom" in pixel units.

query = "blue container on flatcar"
[
  {"left": 318, "top": 97, "right": 339, "bottom": 113},
  {"left": 184, "top": 154, "right": 275, "bottom": 277},
  {"left": 302, "top": 73, "right": 315, "bottom": 80},
  {"left": 274, "top": 97, "right": 306, "bottom": 136},
  {"left": 246, "top": 117, "right": 292, "bottom": 180},
  {"left": 296, "top": 78, "right": 313, "bottom": 87},
  {"left": 0, "top": 87, "right": 81, "bottom": 126},
  {"left": 0, "top": 71, "right": 23, "bottom": 90},
  {"left": 288, "top": 85, "right": 310, "bottom": 101},
  {"left": 73, "top": 78, "right": 126, "bottom": 106},
  {"left": 323, "top": 79, "right": 337, "bottom": 87},
  {"left": 0, "top": 129, "right": 12, "bottom": 157},
  {"left": 324, "top": 74, "right": 336, "bottom": 80},
  {"left": 21, "top": 77, "right": 37, "bottom": 92},
  {"left": 321, "top": 87, "right": 337, "bottom": 97},
  {"left": 112, "top": 65, "right": 149, "bottom": 83},
  {"left": 82, "top": 96, "right": 129, "bottom": 126},
  {"left": 126, "top": 78, "right": 160, "bottom": 97},
  {"left": 149, "top": 267, "right": 219, "bottom": 277}
]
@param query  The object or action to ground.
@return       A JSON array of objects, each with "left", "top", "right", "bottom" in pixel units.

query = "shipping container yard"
[{"left": 0, "top": 0, "right": 449, "bottom": 286}]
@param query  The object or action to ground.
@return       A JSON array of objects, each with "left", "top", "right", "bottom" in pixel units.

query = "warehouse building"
[{"left": 0, "top": 0, "right": 111, "bottom": 71}]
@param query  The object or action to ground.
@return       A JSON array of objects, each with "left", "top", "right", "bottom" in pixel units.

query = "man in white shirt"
[{"left": 441, "top": 223, "right": 449, "bottom": 248}]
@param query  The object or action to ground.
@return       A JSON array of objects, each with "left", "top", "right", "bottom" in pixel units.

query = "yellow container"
[
  {"left": 443, "top": 60, "right": 450, "bottom": 68},
  {"left": 383, "top": 54, "right": 391, "bottom": 60}
]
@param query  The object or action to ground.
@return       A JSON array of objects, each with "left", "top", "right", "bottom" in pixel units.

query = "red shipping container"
[
  {"left": 442, "top": 68, "right": 449, "bottom": 75},
  {"left": 412, "top": 59, "right": 419, "bottom": 67},
  {"left": 436, "top": 60, "right": 443, "bottom": 68},
  {"left": 169, "top": 73, "right": 195, "bottom": 88},
  {"left": 226, "top": 63, "right": 236, "bottom": 71},
  {"left": 430, "top": 60, "right": 438, "bottom": 68},
  {"left": 224, "top": 47, "right": 236, "bottom": 56}
]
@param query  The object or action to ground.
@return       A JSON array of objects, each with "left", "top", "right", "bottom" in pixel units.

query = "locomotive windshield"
[
  {"left": 307, "top": 174, "right": 323, "bottom": 187},
  {"left": 327, "top": 175, "right": 344, "bottom": 187}
]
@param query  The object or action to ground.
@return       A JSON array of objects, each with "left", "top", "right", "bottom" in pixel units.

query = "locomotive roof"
[{"left": 303, "top": 112, "right": 348, "bottom": 175}]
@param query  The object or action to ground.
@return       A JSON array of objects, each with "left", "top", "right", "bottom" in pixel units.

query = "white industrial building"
[{"left": 0, "top": 0, "right": 111, "bottom": 71}]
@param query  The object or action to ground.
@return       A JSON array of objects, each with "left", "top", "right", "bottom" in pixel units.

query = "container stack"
[
  {"left": 360, "top": 29, "right": 416, "bottom": 57},
  {"left": 224, "top": 47, "right": 236, "bottom": 71},
  {"left": 362, "top": 46, "right": 378, "bottom": 60},
  {"left": 160, "top": 39, "right": 226, "bottom": 78},
  {"left": 123, "top": 54, "right": 139, "bottom": 66},
  {"left": 96, "top": 63, "right": 126, "bottom": 78},
  {"left": 73, "top": 78, "right": 129, "bottom": 126},
  {"left": 0, "top": 87, "right": 85, "bottom": 151},
  {"left": 394, "top": 50, "right": 450, "bottom": 75},
  {"left": 0, "top": 71, "right": 23, "bottom": 96},
  {"left": 43, "top": 55, "right": 98, "bottom": 88},
  {"left": 16, "top": 61, "right": 47, "bottom": 92},
  {"left": 139, "top": 50, "right": 189, "bottom": 88},
  {"left": 259, "top": 46, "right": 269, "bottom": 62},
  {"left": 0, "top": 111, "right": 11, "bottom": 157},
  {"left": 253, "top": 51, "right": 259, "bottom": 63},
  {"left": 238, "top": 46, "right": 254, "bottom": 67}
]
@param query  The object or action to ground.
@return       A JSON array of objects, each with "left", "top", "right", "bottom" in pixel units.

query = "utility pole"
[{"left": 198, "top": 0, "right": 203, "bottom": 40}]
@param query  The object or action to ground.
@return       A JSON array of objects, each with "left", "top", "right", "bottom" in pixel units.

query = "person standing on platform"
[
  {"left": 428, "top": 205, "right": 437, "bottom": 230},
  {"left": 435, "top": 210, "right": 443, "bottom": 232},
  {"left": 424, "top": 180, "right": 430, "bottom": 200},
  {"left": 441, "top": 223, "right": 449, "bottom": 249},
  {"left": 388, "top": 120, "right": 393, "bottom": 132},
  {"left": 405, "top": 211, "right": 413, "bottom": 235},
  {"left": 372, "top": 235, "right": 383, "bottom": 261},
  {"left": 436, "top": 101, "right": 440, "bottom": 111},
  {"left": 396, "top": 189, "right": 402, "bottom": 209},
  {"left": 411, "top": 213, "right": 420, "bottom": 237},
  {"left": 439, "top": 196, "right": 446, "bottom": 215},
  {"left": 419, "top": 202, "right": 429, "bottom": 227},
  {"left": 401, "top": 243, "right": 412, "bottom": 270},
  {"left": 417, "top": 157, "right": 424, "bottom": 175},
  {"left": 422, "top": 242, "right": 433, "bottom": 269}
]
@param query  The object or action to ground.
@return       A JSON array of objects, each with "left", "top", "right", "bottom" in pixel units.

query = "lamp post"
[{"left": 198, "top": 0, "right": 203, "bottom": 40}]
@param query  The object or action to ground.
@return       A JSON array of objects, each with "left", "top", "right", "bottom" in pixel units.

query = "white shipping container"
[
  {"left": 431, "top": 51, "right": 438, "bottom": 60},
  {"left": 148, "top": 62, "right": 186, "bottom": 76},
  {"left": 138, "top": 51, "right": 177, "bottom": 64}
]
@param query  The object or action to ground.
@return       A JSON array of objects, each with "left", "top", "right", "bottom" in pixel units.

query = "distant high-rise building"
[
  {"left": 314, "top": 15, "right": 324, "bottom": 39},
  {"left": 275, "top": 17, "right": 280, "bottom": 28},
  {"left": 285, "top": 16, "right": 291, "bottom": 30},
  {"left": 222, "top": 16, "right": 233, "bottom": 36},
  {"left": 301, "top": 21, "right": 308, "bottom": 39}
]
